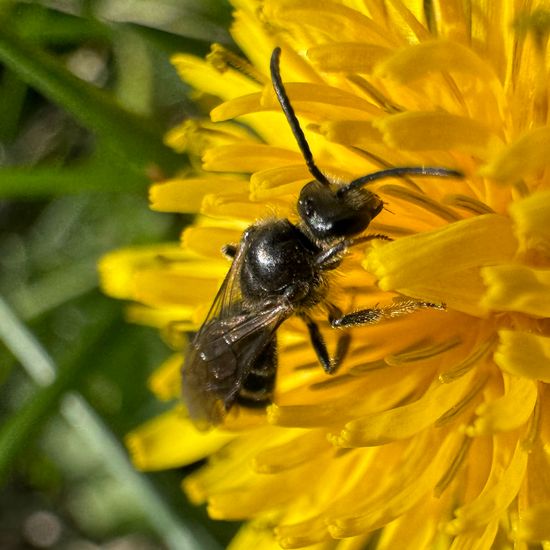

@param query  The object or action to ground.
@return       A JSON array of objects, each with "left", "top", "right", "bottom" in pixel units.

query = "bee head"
[
  {"left": 298, "top": 180, "right": 383, "bottom": 241},
  {"left": 270, "top": 47, "right": 463, "bottom": 242}
]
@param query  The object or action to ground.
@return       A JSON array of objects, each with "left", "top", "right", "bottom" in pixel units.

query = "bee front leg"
[{"left": 316, "top": 234, "right": 392, "bottom": 270}]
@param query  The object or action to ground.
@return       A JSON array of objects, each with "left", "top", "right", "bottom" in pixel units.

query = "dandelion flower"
[{"left": 100, "top": 1, "right": 550, "bottom": 548}]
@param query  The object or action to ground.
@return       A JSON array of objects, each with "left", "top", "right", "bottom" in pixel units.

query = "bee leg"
[
  {"left": 301, "top": 314, "right": 331, "bottom": 373},
  {"left": 316, "top": 234, "right": 392, "bottom": 269},
  {"left": 326, "top": 303, "right": 351, "bottom": 372},
  {"left": 331, "top": 298, "right": 446, "bottom": 328},
  {"left": 221, "top": 243, "right": 237, "bottom": 259},
  {"left": 300, "top": 312, "right": 350, "bottom": 374}
]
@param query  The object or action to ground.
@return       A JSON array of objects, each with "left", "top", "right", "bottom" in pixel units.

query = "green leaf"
[
  {"left": 0, "top": 161, "right": 148, "bottom": 197},
  {"left": 10, "top": 3, "right": 112, "bottom": 44},
  {"left": 0, "top": 68, "right": 27, "bottom": 141},
  {"left": 0, "top": 22, "right": 184, "bottom": 176}
]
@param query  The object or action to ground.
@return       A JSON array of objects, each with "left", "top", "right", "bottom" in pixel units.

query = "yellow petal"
[
  {"left": 164, "top": 119, "right": 257, "bottom": 155},
  {"left": 509, "top": 189, "right": 550, "bottom": 254},
  {"left": 210, "top": 92, "right": 264, "bottom": 121},
  {"left": 125, "top": 304, "right": 193, "bottom": 330},
  {"left": 328, "top": 432, "right": 461, "bottom": 537},
  {"left": 101, "top": 246, "right": 228, "bottom": 311},
  {"left": 182, "top": 225, "right": 243, "bottom": 259},
  {"left": 230, "top": 6, "right": 275, "bottom": 76},
  {"left": 171, "top": 53, "right": 260, "bottom": 99},
  {"left": 317, "top": 120, "right": 384, "bottom": 148},
  {"left": 125, "top": 407, "right": 234, "bottom": 471},
  {"left": 262, "top": 82, "right": 381, "bottom": 118},
  {"left": 444, "top": 521, "right": 499, "bottom": 550},
  {"left": 200, "top": 193, "right": 273, "bottom": 221},
  {"left": 445, "top": 441, "right": 528, "bottom": 534},
  {"left": 206, "top": 458, "right": 326, "bottom": 520},
  {"left": 132, "top": 268, "right": 220, "bottom": 308},
  {"left": 149, "top": 177, "right": 248, "bottom": 213},
  {"left": 375, "top": 111, "right": 501, "bottom": 157},
  {"left": 364, "top": 214, "right": 518, "bottom": 316},
  {"left": 465, "top": 374, "right": 538, "bottom": 436},
  {"left": 213, "top": 83, "right": 381, "bottom": 123},
  {"left": 494, "top": 330, "right": 550, "bottom": 383},
  {"left": 331, "top": 369, "right": 479, "bottom": 447},
  {"left": 148, "top": 353, "right": 183, "bottom": 401},
  {"left": 275, "top": 515, "right": 331, "bottom": 548},
  {"left": 252, "top": 429, "right": 330, "bottom": 474},
  {"left": 376, "top": 40, "right": 497, "bottom": 83},
  {"left": 434, "top": 1, "right": 470, "bottom": 43},
  {"left": 98, "top": 244, "right": 190, "bottom": 300},
  {"left": 515, "top": 502, "right": 550, "bottom": 542},
  {"left": 307, "top": 42, "right": 391, "bottom": 73},
  {"left": 250, "top": 166, "right": 309, "bottom": 200},
  {"left": 376, "top": 493, "right": 450, "bottom": 550},
  {"left": 203, "top": 144, "right": 302, "bottom": 172},
  {"left": 227, "top": 520, "right": 282, "bottom": 550},
  {"left": 481, "top": 127, "right": 550, "bottom": 182},
  {"left": 184, "top": 428, "right": 276, "bottom": 505},
  {"left": 515, "top": 439, "right": 550, "bottom": 542},
  {"left": 268, "top": 401, "right": 351, "bottom": 429},
  {"left": 481, "top": 264, "right": 550, "bottom": 316},
  {"left": 263, "top": 0, "right": 392, "bottom": 45}
]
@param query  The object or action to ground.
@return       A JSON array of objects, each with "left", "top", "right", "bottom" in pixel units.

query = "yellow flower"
[{"left": 100, "top": 1, "right": 550, "bottom": 548}]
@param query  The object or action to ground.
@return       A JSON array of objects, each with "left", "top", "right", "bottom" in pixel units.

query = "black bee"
[{"left": 182, "top": 47, "right": 462, "bottom": 428}]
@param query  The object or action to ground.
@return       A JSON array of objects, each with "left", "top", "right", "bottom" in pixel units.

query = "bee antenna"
[
  {"left": 270, "top": 47, "right": 330, "bottom": 186},
  {"left": 337, "top": 166, "right": 463, "bottom": 196}
]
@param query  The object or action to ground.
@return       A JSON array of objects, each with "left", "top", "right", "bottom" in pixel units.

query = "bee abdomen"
[{"left": 236, "top": 342, "right": 277, "bottom": 409}]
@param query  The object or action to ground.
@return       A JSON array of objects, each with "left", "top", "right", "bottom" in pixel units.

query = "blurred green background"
[{"left": 0, "top": 1, "right": 237, "bottom": 548}]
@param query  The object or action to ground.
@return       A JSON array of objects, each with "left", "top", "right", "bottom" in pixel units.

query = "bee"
[{"left": 182, "top": 47, "right": 462, "bottom": 428}]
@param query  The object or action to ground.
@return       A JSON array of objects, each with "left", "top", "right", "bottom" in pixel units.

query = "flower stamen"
[
  {"left": 435, "top": 373, "right": 488, "bottom": 427},
  {"left": 207, "top": 43, "right": 267, "bottom": 84},
  {"left": 439, "top": 337, "right": 496, "bottom": 383},
  {"left": 378, "top": 184, "right": 463, "bottom": 222},
  {"left": 385, "top": 336, "right": 461, "bottom": 366},
  {"left": 433, "top": 434, "right": 473, "bottom": 497},
  {"left": 442, "top": 194, "right": 495, "bottom": 215}
]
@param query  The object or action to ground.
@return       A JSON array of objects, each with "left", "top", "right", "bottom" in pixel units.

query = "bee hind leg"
[
  {"left": 330, "top": 298, "right": 445, "bottom": 328},
  {"left": 300, "top": 312, "right": 351, "bottom": 375}
]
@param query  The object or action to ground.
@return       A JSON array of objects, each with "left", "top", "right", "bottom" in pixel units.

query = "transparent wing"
[
  {"left": 197, "top": 232, "right": 249, "bottom": 331},
  {"left": 182, "top": 302, "right": 291, "bottom": 429}
]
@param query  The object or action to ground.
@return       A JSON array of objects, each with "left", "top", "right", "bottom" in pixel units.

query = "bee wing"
[
  {"left": 198, "top": 232, "right": 249, "bottom": 330},
  {"left": 182, "top": 302, "right": 291, "bottom": 428}
]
